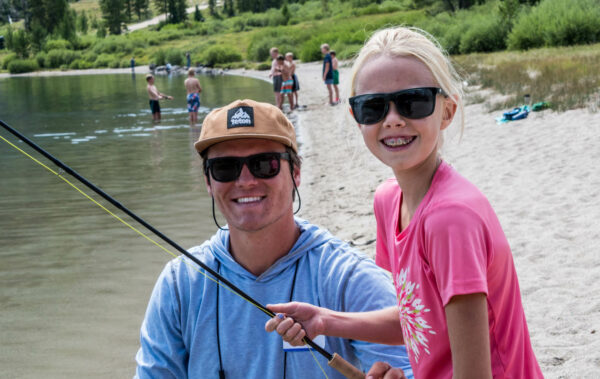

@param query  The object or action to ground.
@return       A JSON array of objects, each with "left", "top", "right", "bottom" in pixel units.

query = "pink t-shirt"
[{"left": 374, "top": 161, "right": 542, "bottom": 379}]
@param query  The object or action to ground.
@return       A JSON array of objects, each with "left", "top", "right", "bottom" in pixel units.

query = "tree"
[
  {"left": 194, "top": 5, "right": 204, "bottom": 21},
  {"left": 133, "top": 0, "right": 149, "bottom": 20},
  {"left": 208, "top": 0, "right": 216, "bottom": 16},
  {"left": 78, "top": 11, "right": 89, "bottom": 34},
  {"left": 99, "top": 0, "right": 125, "bottom": 34},
  {"left": 57, "top": 7, "right": 77, "bottom": 42}
]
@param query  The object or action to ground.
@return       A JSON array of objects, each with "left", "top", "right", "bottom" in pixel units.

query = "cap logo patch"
[{"left": 227, "top": 106, "right": 254, "bottom": 128}]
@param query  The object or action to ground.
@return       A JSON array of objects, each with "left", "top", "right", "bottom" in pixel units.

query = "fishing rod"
[{"left": 0, "top": 119, "right": 365, "bottom": 379}]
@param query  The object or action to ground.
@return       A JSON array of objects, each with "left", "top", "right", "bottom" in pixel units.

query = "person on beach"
[
  {"left": 146, "top": 74, "right": 172, "bottom": 122},
  {"left": 286, "top": 52, "right": 300, "bottom": 109},
  {"left": 186, "top": 51, "right": 191, "bottom": 69},
  {"left": 330, "top": 50, "right": 340, "bottom": 104},
  {"left": 321, "top": 43, "right": 335, "bottom": 106},
  {"left": 184, "top": 68, "right": 203, "bottom": 126},
  {"left": 269, "top": 47, "right": 283, "bottom": 109},
  {"left": 266, "top": 26, "right": 543, "bottom": 379},
  {"left": 279, "top": 55, "right": 295, "bottom": 111},
  {"left": 135, "top": 99, "right": 413, "bottom": 379}
]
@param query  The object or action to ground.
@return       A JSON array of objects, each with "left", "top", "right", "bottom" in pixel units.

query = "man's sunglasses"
[
  {"left": 349, "top": 87, "right": 447, "bottom": 125},
  {"left": 205, "top": 152, "right": 291, "bottom": 183}
]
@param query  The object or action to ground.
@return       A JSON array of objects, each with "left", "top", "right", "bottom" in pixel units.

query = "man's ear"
[
  {"left": 292, "top": 164, "right": 301, "bottom": 188},
  {"left": 204, "top": 173, "right": 212, "bottom": 196}
]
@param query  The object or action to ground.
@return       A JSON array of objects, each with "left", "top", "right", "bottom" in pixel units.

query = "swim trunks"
[
  {"left": 324, "top": 78, "right": 334, "bottom": 85},
  {"left": 187, "top": 92, "right": 200, "bottom": 113},
  {"left": 292, "top": 74, "right": 300, "bottom": 91},
  {"left": 149, "top": 99, "right": 160, "bottom": 114},
  {"left": 333, "top": 70, "right": 339, "bottom": 85},
  {"left": 281, "top": 79, "right": 293, "bottom": 94},
  {"left": 272, "top": 75, "right": 283, "bottom": 92}
]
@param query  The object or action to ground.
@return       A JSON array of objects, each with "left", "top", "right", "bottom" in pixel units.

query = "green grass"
[{"left": 455, "top": 43, "right": 600, "bottom": 111}]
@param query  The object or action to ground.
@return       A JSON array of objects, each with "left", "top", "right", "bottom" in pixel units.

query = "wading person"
[
  {"left": 135, "top": 99, "right": 413, "bottom": 379},
  {"left": 184, "top": 68, "right": 203, "bottom": 126},
  {"left": 146, "top": 74, "right": 172, "bottom": 122},
  {"left": 266, "top": 26, "right": 543, "bottom": 379}
]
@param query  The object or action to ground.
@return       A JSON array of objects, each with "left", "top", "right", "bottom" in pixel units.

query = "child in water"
[{"left": 266, "top": 26, "right": 543, "bottom": 379}]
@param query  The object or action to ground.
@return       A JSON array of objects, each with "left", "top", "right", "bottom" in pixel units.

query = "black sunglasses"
[
  {"left": 205, "top": 152, "right": 291, "bottom": 182},
  {"left": 349, "top": 87, "right": 447, "bottom": 125}
]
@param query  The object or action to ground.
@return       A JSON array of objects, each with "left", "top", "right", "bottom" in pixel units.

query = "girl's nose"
[{"left": 383, "top": 101, "right": 407, "bottom": 128}]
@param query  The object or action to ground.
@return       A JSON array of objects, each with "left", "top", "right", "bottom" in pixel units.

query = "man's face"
[{"left": 205, "top": 139, "right": 300, "bottom": 233}]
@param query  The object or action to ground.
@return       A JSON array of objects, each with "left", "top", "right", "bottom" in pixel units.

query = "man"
[
  {"left": 268, "top": 47, "right": 283, "bottom": 109},
  {"left": 184, "top": 68, "right": 203, "bottom": 126},
  {"left": 146, "top": 74, "right": 172, "bottom": 122},
  {"left": 321, "top": 43, "right": 335, "bottom": 106},
  {"left": 135, "top": 99, "right": 412, "bottom": 379}
]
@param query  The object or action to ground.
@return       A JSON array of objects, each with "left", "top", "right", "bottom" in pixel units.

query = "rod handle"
[{"left": 328, "top": 353, "right": 365, "bottom": 379}]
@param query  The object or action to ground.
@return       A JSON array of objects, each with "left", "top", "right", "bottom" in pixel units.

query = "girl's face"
[{"left": 353, "top": 55, "right": 455, "bottom": 176}]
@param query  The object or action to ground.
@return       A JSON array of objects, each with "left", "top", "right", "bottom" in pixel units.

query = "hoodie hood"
[{"left": 199, "top": 217, "right": 333, "bottom": 282}]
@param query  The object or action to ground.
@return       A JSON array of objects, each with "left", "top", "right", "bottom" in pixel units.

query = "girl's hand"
[
  {"left": 366, "top": 361, "right": 407, "bottom": 379},
  {"left": 264, "top": 302, "right": 326, "bottom": 346}
]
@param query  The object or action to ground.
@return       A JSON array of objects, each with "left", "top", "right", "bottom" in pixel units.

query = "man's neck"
[{"left": 228, "top": 216, "right": 300, "bottom": 277}]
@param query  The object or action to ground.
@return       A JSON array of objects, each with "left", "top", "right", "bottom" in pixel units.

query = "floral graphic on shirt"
[{"left": 394, "top": 268, "right": 436, "bottom": 362}]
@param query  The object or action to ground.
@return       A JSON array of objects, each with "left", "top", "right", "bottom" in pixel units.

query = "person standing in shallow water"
[
  {"left": 184, "top": 68, "right": 202, "bottom": 126},
  {"left": 135, "top": 99, "right": 413, "bottom": 379},
  {"left": 146, "top": 74, "right": 172, "bottom": 122}
]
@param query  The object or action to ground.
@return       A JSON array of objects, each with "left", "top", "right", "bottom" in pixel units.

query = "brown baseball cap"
[{"left": 195, "top": 99, "right": 298, "bottom": 154}]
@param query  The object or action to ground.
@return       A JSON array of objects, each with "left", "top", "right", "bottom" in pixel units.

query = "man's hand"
[
  {"left": 264, "top": 302, "right": 327, "bottom": 346},
  {"left": 366, "top": 361, "right": 407, "bottom": 379}
]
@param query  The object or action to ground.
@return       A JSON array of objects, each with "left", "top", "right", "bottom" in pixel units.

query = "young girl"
[{"left": 266, "top": 26, "right": 542, "bottom": 379}]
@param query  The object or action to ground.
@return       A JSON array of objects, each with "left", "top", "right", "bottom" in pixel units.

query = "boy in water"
[
  {"left": 331, "top": 50, "right": 340, "bottom": 104},
  {"left": 184, "top": 68, "right": 203, "bottom": 126},
  {"left": 146, "top": 74, "right": 173, "bottom": 122}
]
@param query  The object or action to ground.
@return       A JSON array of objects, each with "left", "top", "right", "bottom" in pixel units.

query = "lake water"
[{"left": 0, "top": 72, "right": 272, "bottom": 378}]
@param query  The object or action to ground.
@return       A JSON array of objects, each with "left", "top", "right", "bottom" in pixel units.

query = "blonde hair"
[
  {"left": 187, "top": 68, "right": 195, "bottom": 76},
  {"left": 320, "top": 43, "right": 330, "bottom": 51},
  {"left": 285, "top": 52, "right": 293, "bottom": 58},
  {"left": 270, "top": 47, "right": 279, "bottom": 54},
  {"left": 350, "top": 26, "right": 464, "bottom": 135}
]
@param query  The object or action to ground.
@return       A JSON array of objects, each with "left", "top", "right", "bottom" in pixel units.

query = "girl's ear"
[{"left": 440, "top": 95, "right": 458, "bottom": 131}]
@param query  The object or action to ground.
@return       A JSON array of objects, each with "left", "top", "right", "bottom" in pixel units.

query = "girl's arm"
[
  {"left": 445, "top": 293, "right": 492, "bottom": 379},
  {"left": 265, "top": 302, "right": 403, "bottom": 346}
]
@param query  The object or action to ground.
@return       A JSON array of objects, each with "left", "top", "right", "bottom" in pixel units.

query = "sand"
[{"left": 229, "top": 61, "right": 600, "bottom": 378}]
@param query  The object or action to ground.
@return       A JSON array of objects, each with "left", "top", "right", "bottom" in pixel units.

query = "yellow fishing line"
[{"left": 1, "top": 133, "right": 330, "bottom": 377}]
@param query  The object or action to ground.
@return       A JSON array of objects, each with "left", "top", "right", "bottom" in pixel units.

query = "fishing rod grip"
[{"left": 328, "top": 353, "right": 366, "bottom": 379}]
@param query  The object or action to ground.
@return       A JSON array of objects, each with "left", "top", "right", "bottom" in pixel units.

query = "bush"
[
  {"left": 459, "top": 16, "right": 508, "bottom": 54},
  {"left": 508, "top": 0, "right": 600, "bottom": 50},
  {"left": 7, "top": 59, "right": 39, "bottom": 73},
  {"left": 200, "top": 45, "right": 242, "bottom": 65},
  {"left": 256, "top": 62, "right": 271, "bottom": 70},
  {"left": 45, "top": 39, "right": 73, "bottom": 51},
  {"left": 69, "top": 59, "right": 92, "bottom": 69},
  {"left": 165, "top": 48, "right": 184, "bottom": 66},
  {"left": 298, "top": 38, "right": 323, "bottom": 62},
  {"left": 34, "top": 51, "right": 47, "bottom": 68},
  {"left": 44, "top": 49, "right": 81, "bottom": 68},
  {"left": 2, "top": 53, "right": 18, "bottom": 69},
  {"left": 94, "top": 53, "right": 115, "bottom": 68}
]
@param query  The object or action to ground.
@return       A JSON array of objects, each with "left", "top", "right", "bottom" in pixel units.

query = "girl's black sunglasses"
[
  {"left": 205, "top": 152, "right": 291, "bottom": 182},
  {"left": 349, "top": 87, "right": 447, "bottom": 125}
]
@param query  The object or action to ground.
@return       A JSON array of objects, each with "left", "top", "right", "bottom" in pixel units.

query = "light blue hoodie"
[{"left": 136, "top": 219, "right": 413, "bottom": 379}]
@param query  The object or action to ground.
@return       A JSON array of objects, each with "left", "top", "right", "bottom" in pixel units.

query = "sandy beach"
[
  {"left": 2, "top": 60, "right": 598, "bottom": 377},
  {"left": 230, "top": 61, "right": 600, "bottom": 378}
]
